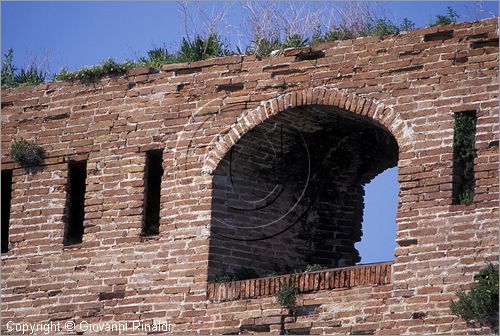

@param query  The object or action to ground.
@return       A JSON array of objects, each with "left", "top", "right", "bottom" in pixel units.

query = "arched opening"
[{"left": 207, "top": 104, "right": 399, "bottom": 280}]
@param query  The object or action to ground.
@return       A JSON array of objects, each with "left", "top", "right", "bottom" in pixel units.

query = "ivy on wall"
[{"left": 452, "top": 111, "right": 477, "bottom": 205}]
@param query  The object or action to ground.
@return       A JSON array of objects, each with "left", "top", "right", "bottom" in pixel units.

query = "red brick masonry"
[
  {"left": 1, "top": 18, "right": 498, "bottom": 334},
  {"left": 208, "top": 262, "right": 393, "bottom": 302}
]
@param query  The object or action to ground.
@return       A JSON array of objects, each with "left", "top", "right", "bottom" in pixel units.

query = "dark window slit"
[
  {"left": 142, "top": 150, "right": 164, "bottom": 236},
  {"left": 64, "top": 160, "right": 87, "bottom": 246},
  {"left": 2, "top": 170, "right": 13, "bottom": 253},
  {"left": 452, "top": 111, "right": 476, "bottom": 205}
]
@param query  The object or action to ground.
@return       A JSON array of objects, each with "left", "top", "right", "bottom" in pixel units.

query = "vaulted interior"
[{"left": 208, "top": 105, "right": 399, "bottom": 280}]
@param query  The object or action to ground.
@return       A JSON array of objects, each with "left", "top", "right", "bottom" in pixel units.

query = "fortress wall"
[{"left": 1, "top": 18, "right": 498, "bottom": 334}]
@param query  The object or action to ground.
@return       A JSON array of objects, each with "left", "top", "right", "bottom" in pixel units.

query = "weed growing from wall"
[
  {"left": 11, "top": 138, "right": 45, "bottom": 170},
  {"left": 275, "top": 279, "right": 298, "bottom": 310},
  {"left": 450, "top": 264, "right": 499, "bottom": 333}
]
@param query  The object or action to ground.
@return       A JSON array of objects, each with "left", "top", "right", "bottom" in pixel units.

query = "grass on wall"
[{"left": 2, "top": 7, "right": 461, "bottom": 87}]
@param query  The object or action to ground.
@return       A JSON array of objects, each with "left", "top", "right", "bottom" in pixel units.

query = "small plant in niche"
[
  {"left": 449, "top": 264, "right": 499, "bottom": 333},
  {"left": 304, "top": 264, "right": 324, "bottom": 272},
  {"left": 211, "top": 267, "right": 259, "bottom": 283},
  {"left": 11, "top": 138, "right": 45, "bottom": 169},
  {"left": 275, "top": 279, "right": 298, "bottom": 311}
]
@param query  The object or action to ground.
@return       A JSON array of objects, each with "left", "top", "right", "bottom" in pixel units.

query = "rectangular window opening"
[
  {"left": 142, "top": 150, "right": 163, "bottom": 236},
  {"left": 452, "top": 111, "right": 477, "bottom": 205},
  {"left": 2, "top": 170, "right": 13, "bottom": 253},
  {"left": 64, "top": 160, "right": 87, "bottom": 246}
]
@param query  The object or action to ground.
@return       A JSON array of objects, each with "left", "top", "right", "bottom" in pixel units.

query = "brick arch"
[{"left": 202, "top": 86, "right": 414, "bottom": 175}]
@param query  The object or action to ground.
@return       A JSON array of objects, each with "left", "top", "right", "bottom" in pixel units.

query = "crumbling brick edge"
[{"left": 208, "top": 261, "right": 393, "bottom": 302}]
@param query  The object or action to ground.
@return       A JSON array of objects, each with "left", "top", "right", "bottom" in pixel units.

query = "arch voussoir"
[{"left": 202, "top": 87, "right": 413, "bottom": 175}]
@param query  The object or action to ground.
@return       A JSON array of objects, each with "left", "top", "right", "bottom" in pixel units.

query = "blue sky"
[
  {"left": 2, "top": 1, "right": 498, "bottom": 263},
  {"left": 356, "top": 167, "right": 398, "bottom": 263},
  {"left": 2, "top": 1, "right": 498, "bottom": 77}
]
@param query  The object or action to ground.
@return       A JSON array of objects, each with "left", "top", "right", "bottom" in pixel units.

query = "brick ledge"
[{"left": 207, "top": 261, "right": 393, "bottom": 302}]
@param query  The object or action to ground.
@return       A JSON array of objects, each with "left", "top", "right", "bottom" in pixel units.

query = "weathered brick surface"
[
  {"left": 1, "top": 19, "right": 498, "bottom": 334},
  {"left": 208, "top": 263, "right": 393, "bottom": 303}
]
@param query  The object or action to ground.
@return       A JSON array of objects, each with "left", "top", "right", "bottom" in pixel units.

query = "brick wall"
[{"left": 1, "top": 18, "right": 498, "bottom": 334}]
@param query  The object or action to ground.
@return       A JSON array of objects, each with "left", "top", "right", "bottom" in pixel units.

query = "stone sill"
[{"left": 207, "top": 261, "right": 393, "bottom": 303}]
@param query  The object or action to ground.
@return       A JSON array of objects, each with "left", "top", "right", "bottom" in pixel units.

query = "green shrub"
[
  {"left": 311, "top": 17, "right": 414, "bottom": 46},
  {"left": 178, "top": 34, "right": 232, "bottom": 62},
  {"left": 400, "top": 18, "right": 416, "bottom": 32},
  {"left": 15, "top": 66, "right": 46, "bottom": 86},
  {"left": 459, "top": 188, "right": 474, "bottom": 206},
  {"left": 368, "top": 18, "right": 400, "bottom": 36},
  {"left": 54, "top": 35, "right": 231, "bottom": 83},
  {"left": 275, "top": 279, "right": 298, "bottom": 310},
  {"left": 11, "top": 138, "right": 45, "bottom": 168},
  {"left": 246, "top": 33, "right": 308, "bottom": 57},
  {"left": 1, "top": 48, "right": 16, "bottom": 87},
  {"left": 248, "top": 37, "right": 282, "bottom": 57},
  {"left": 138, "top": 46, "right": 177, "bottom": 68},
  {"left": 282, "top": 34, "right": 309, "bottom": 49},
  {"left": 1, "top": 48, "right": 46, "bottom": 88},
  {"left": 450, "top": 264, "right": 499, "bottom": 331},
  {"left": 313, "top": 29, "right": 351, "bottom": 44},
  {"left": 431, "top": 6, "right": 459, "bottom": 26}
]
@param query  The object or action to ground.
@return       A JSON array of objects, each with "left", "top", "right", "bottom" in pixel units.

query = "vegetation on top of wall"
[
  {"left": 52, "top": 33, "right": 232, "bottom": 83},
  {"left": 211, "top": 264, "right": 327, "bottom": 283},
  {"left": 449, "top": 264, "right": 499, "bottom": 333},
  {"left": 1, "top": 49, "right": 46, "bottom": 88},
  {"left": 177, "top": 33, "right": 233, "bottom": 62},
  {"left": 137, "top": 46, "right": 176, "bottom": 68},
  {"left": 431, "top": 6, "right": 459, "bottom": 26},
  {"left": 244, "top": 15, "right": 416, "bottom": 57},
  {"left": 211, "top": 267, "right": 260, "bottom": 283},
  {"left": 303, "top": 264, "right": 324, "bottom": 272},
  {"left": 246, "top": 34, "right": 310, "bottom": 57},
  {"left": 0, "top": 6, "right": 474, "bottom": 87},
  {"left": 306, "top": 18, "right": 409, "bottom": 47},
  {"left": 10, "top": 137, "right": 46, "bottom": 169},
  {"left": 53, "top": 58, "right": 137, "bottom": 82}
]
